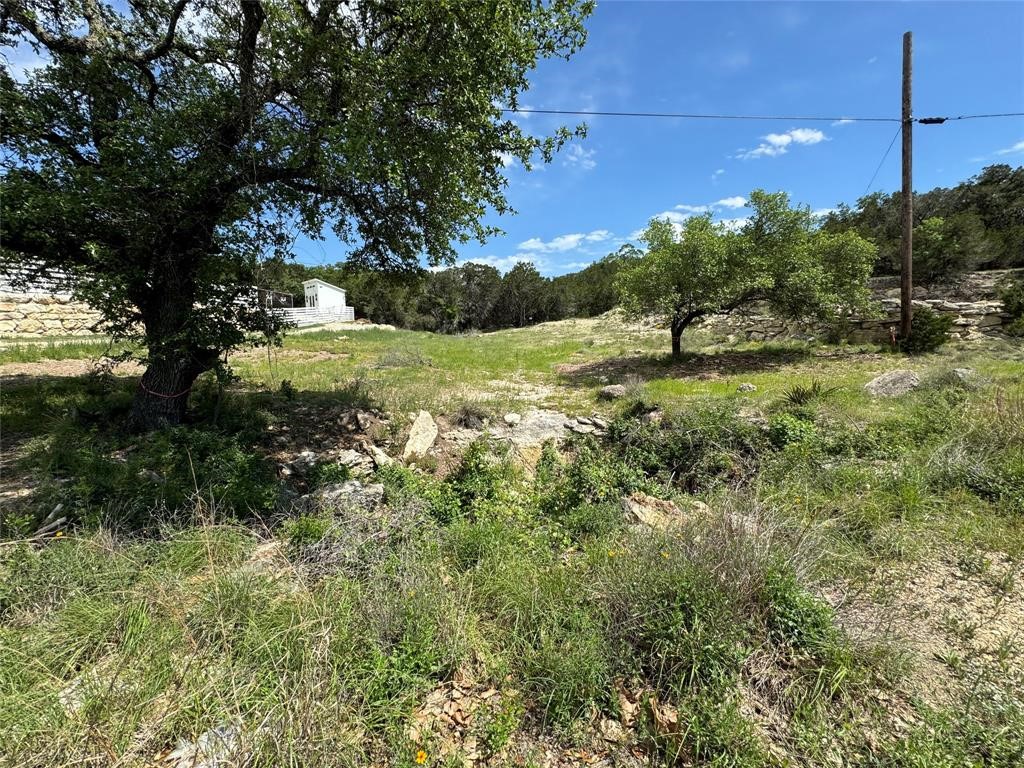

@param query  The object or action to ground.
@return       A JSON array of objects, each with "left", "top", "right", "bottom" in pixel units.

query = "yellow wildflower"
[
  {"left": 607, "top": 549, "right": 616, "bottom": 558},
  {"left": 660, "top": 551, "right": 670, "bottom": 559},
  {"left": 54, "top": 531, "right": 64, "bottom": 538},
  {"left": 415, "top": 749, "right": 428, "bottom": 765}
]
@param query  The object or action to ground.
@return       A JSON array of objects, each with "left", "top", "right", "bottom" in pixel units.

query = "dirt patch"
[
  {"left": 0, "top": 358, "right": 142, "bottom": 382},
  {"left": 831, "top": 551, "right": 1024, "bottom": 709}
]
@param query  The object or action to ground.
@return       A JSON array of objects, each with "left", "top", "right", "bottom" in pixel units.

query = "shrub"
[
  {"left": 767, "top": 412, "right": 817, "bottom": 449},
  {"left": 999, "top": 278, "right": 1024, "bottom": 336},
  {"left": 781, "top": 380, "right": 840, "bottom": 407},
  {"left": 609, "top": 405, "right": 767, "bottom": 493},
  {"left": 900, "top": 307, "right": 954, "bottom": 354}
]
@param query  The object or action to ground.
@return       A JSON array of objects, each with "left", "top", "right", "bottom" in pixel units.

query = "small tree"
[
  {"left": 0, "top": 0, "right": 592, "bottom": 428},
  {"left": 616, "top": 190, "right": 876, "bottom": 358}
]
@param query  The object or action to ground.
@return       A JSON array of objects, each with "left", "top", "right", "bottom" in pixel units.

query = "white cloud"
[
  {"left": 868, "top": 56, "right": 878, "bottom": 64},
  {"left": 831, "top": 118, "right": 855, "bottom": 126},
  {"left": 714, "top": 196, "right": 748, "bottom": 209},
  {"left": 711, "top": 168, "right": 725, "bottom": 181},
  {"left": 811, "top": 207, "right": 838, "bottom": 219},
  {"left": 671, "top": 197, "right": 747, "bottom": 214},
  {"left": 564, "top": 144, "right": 597, "bottom": 170},
  {"left": 459, "top": 254, "right": 539, "bottom": 274},
  {"left": 518, "top": 229, "right": 610, "bottom": 253},
  {"left": 736, "top": 128, "right": 827, "bottom": 160},
  {"left": 497, "top": 152, "right": 518, "bottom": 168},
  {"left": 996, "top": 140, "right": 1024, "bottom": 156}
]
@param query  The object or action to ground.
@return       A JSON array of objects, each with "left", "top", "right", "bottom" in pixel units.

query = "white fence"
[{"left": 273, "top": 306, "right": 355, "bottom": 326}]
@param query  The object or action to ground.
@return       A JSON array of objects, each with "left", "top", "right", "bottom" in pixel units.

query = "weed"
[{"left": 781, "top": 380, "right": 840, "bottom": 406}]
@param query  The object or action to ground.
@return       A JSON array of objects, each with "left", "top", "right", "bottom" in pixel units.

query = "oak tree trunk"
[{"left": 129, "top": 352, "right": 206, "bottom": 430}]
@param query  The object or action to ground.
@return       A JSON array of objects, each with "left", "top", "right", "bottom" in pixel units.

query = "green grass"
[
  {"left": 0, "top": 336, "right": 128, "bottom": 364},
  {"left": 2, "top": 317, "right": 1023, "bottom": 766}
]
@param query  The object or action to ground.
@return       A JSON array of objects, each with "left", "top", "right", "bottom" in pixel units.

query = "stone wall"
[
  {"left": 697, "top": 269, "right": 1021, "bottom": 344},
  {"left": 0, "top": 292, "right": 105, "bottom": 337}
]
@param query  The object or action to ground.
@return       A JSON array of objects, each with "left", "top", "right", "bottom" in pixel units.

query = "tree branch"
[{"left": 135, "top": 0, "right": 190, "bottom": 62}]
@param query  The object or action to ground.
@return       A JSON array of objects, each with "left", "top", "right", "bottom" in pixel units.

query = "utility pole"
[{"left": 900, "top": 31, "right": 913, "bottom": 339}]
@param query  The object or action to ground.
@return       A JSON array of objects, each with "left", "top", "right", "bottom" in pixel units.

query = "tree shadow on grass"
[
  {"left": 555, "top": 343, "right": 817, "bottom": 389},
  {"left": 0, "top": 371, "right": 389, "bottom": 535}
]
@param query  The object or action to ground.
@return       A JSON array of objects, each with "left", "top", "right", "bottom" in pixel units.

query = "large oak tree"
[{"left": 0, "top": 0, "right": 592, "bottom": 428}]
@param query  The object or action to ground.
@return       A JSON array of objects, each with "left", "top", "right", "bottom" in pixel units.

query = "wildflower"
[
  {"left": 794, "top": 496, "right": 802, "bottom": 504},
  {"left": 660, "top": 551, "right": 670, "bottom": 559},
  {"left": 415, "top": 749, "right": 428, "bottom": 764},
  {"left": 54, "top": 531, "right": 64, "bottom": 538},
  {"left": 607, "top": 549, "right": 616, "bottom": 558}
]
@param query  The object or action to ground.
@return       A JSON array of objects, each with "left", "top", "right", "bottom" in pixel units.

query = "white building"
[
  {"left": 303, "top": 278, "right": 349, "bottom": 311},
  {"left": 270, "top": 278, "right": 355, "bottom": 325}
]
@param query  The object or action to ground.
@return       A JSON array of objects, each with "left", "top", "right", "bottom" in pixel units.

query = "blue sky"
[
  {"left": 298, "top": 0, "right": 1021, "bottom": 277},
  {"left": 7, "top": 2, "right": 1021, "bottom": 276}
]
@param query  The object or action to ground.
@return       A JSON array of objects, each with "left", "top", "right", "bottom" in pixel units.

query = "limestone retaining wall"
[{"left": 0, "top": 293, "right": 105, "bottom": 336}]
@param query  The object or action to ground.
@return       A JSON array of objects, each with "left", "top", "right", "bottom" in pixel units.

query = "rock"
[
  {"left": 165, "top": 723, "right": 241, "bottom": 768},
  {"left": 336, "top": 448, "right": 374, "bottom": 476},
  {"left": 504, "top": 412, "right": 522, "bottom": 426},
  {"left": 865, "top": 370, "right": 921, "bottom": 397},
  {"left": 403, "top": 410, "right": 438, "bottom": 459},
  {"left": 622, "top": 492, "right": 684, "bottom": 530},
  {"left": 505, "top": 408, "right": 572, "bottom": 448},
  {"left": 737, "top": 382, "right": 757, "bottom": 393},
  {"left": 291, "top": 450, "right": 318, "bottom": 474},
  {"left": 569, "top": 421, "right": 597, "bottom": 435},
  {"left": 639, "top": 411, "right": 663, "bottom": 427},
  {"left": 952, "top": 367, "right": 977, "bottom": 383},
  {"left": 368, "top": 445, "right": 393, "bottom": 468},
  {"left": 590, "top": 416, "right": 610, "bottom": 430},
  {"left": 310, "top": 480, "right": 385, "bottom": 512},
  {"left": 136, "top": 468, "right": 164, "bottom": 484},
  {"left": 598, "top": 384, "right": 628, "bottom": 400}
]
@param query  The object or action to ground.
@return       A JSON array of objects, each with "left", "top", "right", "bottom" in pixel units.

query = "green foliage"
[
  {"left": 0, "top": 0, "right": 594, "bottom": 426},
  {"left": 28, "top": 424, "right": 279, "bottom": 527},
  {"left": 901, "top": 307, "right": 954, "bottom": 354},
  {"left": 762, "top": 568, "right": 837, "bottom": 651},
  {"left": 1000, "top": 277, "right": 1024, "bottom": 337},
  {"left": 617, "top": 191, "right": 876, "bottom": 356},
  {"left": 610, "top": 405, "right": 766, "bottom": 493},
  {"left": 822, "top": 164, "right": 1024, "bottom": 273},
  {"left": 768, "top": 412, "right": 818, "bottom": 448},
  {"left": 782, "top": 380, "right": 841, "bottom": 406}
]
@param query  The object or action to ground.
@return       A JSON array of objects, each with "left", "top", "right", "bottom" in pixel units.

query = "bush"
[
  {"left": 767, "top": 413, "right": 818, "bottom": 449},
  {"left": 999, "top": 278, "right": 1024, "bottom": 336},
  {"left": 609, "top": 405, "right": 767, "bottom": 493},
  {"left": 900, "top": 307, "right": 954, "bottom": 354}
]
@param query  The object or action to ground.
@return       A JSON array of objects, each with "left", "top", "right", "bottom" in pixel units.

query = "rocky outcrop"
[{"left": 694, "top": 269, "right": 1022, "bottom": 344}]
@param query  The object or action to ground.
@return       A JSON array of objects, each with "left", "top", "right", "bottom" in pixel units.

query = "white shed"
[{"left": 302, "top": 278, "right": 348, "bottom": 310}]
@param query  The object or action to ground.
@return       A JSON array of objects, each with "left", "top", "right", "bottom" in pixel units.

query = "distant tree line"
[
  {"left": 264, "top": 164, "right": 1020, "bottom": 333},
  {"left": 261, "top": 245, "right": 638, "bottom": 332},
  {"left": 821, "top": 164, "right": 1024, "bottom": 282}
]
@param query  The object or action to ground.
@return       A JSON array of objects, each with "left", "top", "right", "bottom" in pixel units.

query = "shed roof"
[{"left": 302, "top": 278, "right": 346, "bottom": 293}]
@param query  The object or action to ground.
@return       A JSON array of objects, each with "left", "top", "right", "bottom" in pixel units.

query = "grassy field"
[{"left": 1, "top": 318, "right": 1023, "bottom": 767}]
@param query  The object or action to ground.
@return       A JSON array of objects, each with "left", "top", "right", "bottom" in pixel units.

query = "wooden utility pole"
[{"left": 900, "top": 31, "right": 913, "bottom": 339}]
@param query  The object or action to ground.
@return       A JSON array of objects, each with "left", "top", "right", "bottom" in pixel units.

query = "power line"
[
  {"left": 862, "top": 124, "right": 902, "bottom": 198},
  {"left": 502, "top": 108, "right": 897, "bottom": 122},
  {"left": 502, "top": 108, "right": 1024, "bottom": 123}
]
